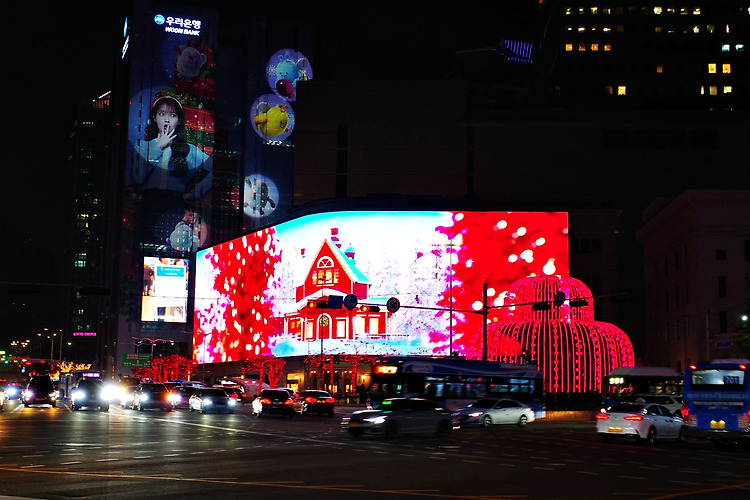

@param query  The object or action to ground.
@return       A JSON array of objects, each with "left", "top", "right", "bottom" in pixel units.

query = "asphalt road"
[{"left": 1, "top": 399, "right": 750, "bottom": 500}]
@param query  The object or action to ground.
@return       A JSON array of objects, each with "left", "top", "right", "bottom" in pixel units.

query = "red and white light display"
[{"left": 490, "top": 275, "right": 635, "bottom": 393}]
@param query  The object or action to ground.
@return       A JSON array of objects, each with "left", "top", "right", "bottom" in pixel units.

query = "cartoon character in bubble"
[
  {"left": 175, "top": 45, "right": 207, "bottom": 80},
  {"left": 244, "top": 178, "right": 277, "bottom": 216},
  {"left": 253, "top": 102, "right": 290, "bottom": 137},
  {"left": 274, "top": 54, "right": 310, "bottom": 99}
]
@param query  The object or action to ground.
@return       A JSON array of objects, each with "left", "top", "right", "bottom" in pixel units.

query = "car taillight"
[
  {"left": 595, "top": 413, "right": 609, "bottom": 420},
  {"left": 325, "top": 397, "right": 335, "bottom": 403},
  {"left": 305, "top": 397, "right": 316, "bottom": 404},
  {"left": 624, "top": 415, "right": 643, "bottom": 421},
  {"left": 284, "top": 399, "right": 294, "bottom": 405},
  {"left": 260, "top": 398, "right": 271, "bottom": 405}
]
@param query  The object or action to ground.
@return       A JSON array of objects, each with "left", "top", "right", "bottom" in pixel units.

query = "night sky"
[{"left": 1, "top": 1, "right": 538, "bottom": 343}]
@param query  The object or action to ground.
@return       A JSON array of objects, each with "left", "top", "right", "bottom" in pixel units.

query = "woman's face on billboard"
[{"left": 154, "top": 103, "right": 179, "bottom": 134}]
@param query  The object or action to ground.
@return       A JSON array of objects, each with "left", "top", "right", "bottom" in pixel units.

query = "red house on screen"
[{"left": 284, "top": 235, "right": 389, "bottom": 342}]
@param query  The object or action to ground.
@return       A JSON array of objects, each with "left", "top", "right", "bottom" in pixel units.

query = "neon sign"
[{"left": 154, "top": 13, "right": 202, "bottom": 36}]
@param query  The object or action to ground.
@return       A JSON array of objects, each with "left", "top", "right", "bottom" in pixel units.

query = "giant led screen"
[
  {"left": 142, "top": 256, "right": 189, "bottom": 323},
  {"left": 125, "top": 6, "right": 218, "bottom": 251},
  {"left": 194, "top": 211, "right": 568, "bottom": 363}
]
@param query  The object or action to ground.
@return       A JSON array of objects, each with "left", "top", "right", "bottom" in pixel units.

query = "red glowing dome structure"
[{"left": 489, "top": 275, "right": 635, "bottom": 394}]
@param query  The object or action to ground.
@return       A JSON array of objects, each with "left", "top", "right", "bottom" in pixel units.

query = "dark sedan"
[
  {"left": 71, "top": 379, "right": 110, "bottom": 411},
  {"left": 133, "top": 383, "right": 174, "bottom": 412},
  {"left": 251, "top": 389, "right": 295, "bottom": 418},
  {"left": 189, "top": 388, "right": 237, "bottom": 414},
  {"left": 294, "top": 390, "right": 335, "bottom": 416}
]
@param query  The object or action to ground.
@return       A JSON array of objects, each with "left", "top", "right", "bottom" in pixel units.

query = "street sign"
[
  {"left": 386, "top": 297, "right": 400, "bottom": 313},
  {"left": 715, "top": 341, "right": 733, "bottom": 348},
  {"left": 343, "top": 294, "right": 358, "bottom": 310},
  {"left": 123, "top": 353, "right": 151, "bottom": 368}
]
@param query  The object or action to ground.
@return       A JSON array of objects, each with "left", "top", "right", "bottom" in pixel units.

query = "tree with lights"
[
  {"left": 133, "top": 354, "right": 196, "bottom": 383},
  {"left": 242, "top": 355, "right": 286, "bottom": 389}
]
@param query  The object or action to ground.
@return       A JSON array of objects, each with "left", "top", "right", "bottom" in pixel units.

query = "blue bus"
[
  {"left": 682, "top": 359, "right": 750, "bottom": 441},
  {"left": 367, "top": 356, "right": 545, "bottom": 417}
]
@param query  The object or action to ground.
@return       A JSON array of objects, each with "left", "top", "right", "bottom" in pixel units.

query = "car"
[
  {"left": 214, "top": 383, "right": 248, "bottom": 403},
  {"left": 189, "top": 388, "right": 238, "bottom": 414},
  {"left": 71, "top": 378, "right": 110, "bottom": 411},
  {"left": 251, "top": 389, "right": 295, "bottom": 418},
  {"left": 294, "top": 390, "right": 335, "bottom": 416},
  {"left": 274, "top": 387, "right": 300, "bottom": 400},
  {"left": 117, "top": 379, "right": 141, "bottom": 409},
  {"left": 0, "top": 385, "right": 5, "bottom": 412},
  {"left": 4, "top": 381, "right": 23, "bottom": 400},
  {"left": 133, "top": 383, "right": 175, "bottom": 412},
  {"left": 596, "top": 402, "right": 685, "bottom": 444},
  {"left": 452, "top": 398, "right": 536, "bottom": 428},
  {"left": 341, "top": 398, "right": 456, "bottom": 438},
  {"left": 22, "top": 376, "right": 57, "bottom": 408},
  {"left": 173, "top": 385, "right": 198, "bottom": 409}
]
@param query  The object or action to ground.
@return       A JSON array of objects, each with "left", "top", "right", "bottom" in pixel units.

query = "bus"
[
  {"left": 367, "top": 356, "right": 545, "bottom": 417},
  {"left": 601, "top": 366, "right": 683, "bottom": 408},
  {"left": 682, "top": 359, "right": 750, "bottom": 441}
]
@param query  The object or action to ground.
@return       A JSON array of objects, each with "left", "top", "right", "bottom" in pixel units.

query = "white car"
[
  {"left": 596, "top": 402, "right": 685, "bottom": 444},
  {"left": 452, "top": 398, "right": 536, "bottom": 428}
]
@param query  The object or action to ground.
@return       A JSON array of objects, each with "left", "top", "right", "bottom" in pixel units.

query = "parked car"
[
  {"left": 71, "top": 378, "right": 110, "bottom": 411},
  {"left": 596, "top": 402, "right": 685, "bottom": 444},
  {"left": 22, "top": 376, "right": 57, "bottom": 408},
  {"left": 251, "top": 389, "right": 295, "bottom": 418},
  {"left": 294, "top": 390, "right": 335, "bottom": 416},
  {"left": 189, "top": 388, "right": 238, "bottom": 414},
  {"left": 342, "top": 398, "right": 456, "bottom": 438},
  {"left": 133, "top": 383, "right": 174, "bottom": 412},
  {"left": 452, "top": 398, "right": 536, "bottom": 428}
]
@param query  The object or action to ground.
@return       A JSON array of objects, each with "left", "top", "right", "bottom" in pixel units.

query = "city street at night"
[{"left": 1, "top": 401, "right": 749, "bottom": 500}]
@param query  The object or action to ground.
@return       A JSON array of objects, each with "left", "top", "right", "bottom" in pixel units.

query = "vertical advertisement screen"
[
  {"left": 142, "top": 257, "right": 188, "bottom": 323},
  {"left": 125, "top": 5, "right": 218, "bottom": 252}
]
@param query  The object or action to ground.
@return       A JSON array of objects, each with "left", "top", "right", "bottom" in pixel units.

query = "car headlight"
[
  {"left": 72, "top": 390, "right": 85, "bottom": 401},
  {"left": 168, "top": 394, "right": 180, "bottom": 403},
  {"left": 49, "top": 392, "right": 58, "bottom": 400},
  {"left": 468, "top": 411, "right": 483, "bottom": 418},
  {"left": 228, "top": 399, "right": 237, "bottom": 406},
  {"left": 202, "top": 398, "right": 213, "bottom": 406},
  {"left": 364, "top": 415, "right": 386, "bottom": 425},
  {"left": 139, "top": 394, "right": 149, "bottom": 401}
]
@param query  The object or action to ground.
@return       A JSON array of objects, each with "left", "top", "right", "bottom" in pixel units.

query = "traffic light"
[
  {"left": 359, "top": 305, "right": 380, "bottom": 313},
  {"left": 307, "top": 300, "right": 328, "bottom": 309}
]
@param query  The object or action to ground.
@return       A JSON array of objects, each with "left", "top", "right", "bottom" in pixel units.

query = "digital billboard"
[
  {"left": 193, "top": 211, "right": 568, "bottom": 363},
  {"left": 142, "top": 256, "right": 189, "bottom": 323},
  {"left": 125, "top": 5, "right": 218, "bottom": 251}
]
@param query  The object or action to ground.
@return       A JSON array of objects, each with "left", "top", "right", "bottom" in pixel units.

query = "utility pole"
[{"left": 482, "top": 283, "right": 488, "bottom": 361}]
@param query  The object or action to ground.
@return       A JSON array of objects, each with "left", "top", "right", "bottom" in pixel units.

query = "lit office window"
[
  {"left": 655, "top": 26, "right": 663, "bottom": 32},
  {"left": 710, "top": 86, "right": 718, "bottom": 95},
  {"left": 578, "top": 26, "right": 585, "bottom": 32},
  {"left": 736, "top": 44, "right": 745, "bottom": 52},
  {"left": 700, "top": 86, "right": 705, "bottom": 95},
  {"left": 565, "top": 43, "right": 573, "bottom": 51},
  {"left": 724, "top": 86, "right": 733, "bottom": 94},
  {"left": 654, "top": 7, "right": 663, "bottom": 15},
  {"left": 725, "top": 24, "right": 730, "bottom": 34},
  {"left": 604, "top": 44, "right": 612, "bottom": 51},
  {"left": 590, "top": 7, "right": 597, "bottom": 14},
  {"left": 578, "top": 7, "right": 585, "bottom": 14},
  {"left": 693, "top": 25, "right": 700, "bottom": 33},
  {"left": 602, "top": 7, "right": 611, "bottom": 14},
  {"left": 591, "top": 43, "right": 599, "bottom": 51},
  {"left": 618, "top": 86, "right": 627, "bottom": 95},
  {"left": 590, "top": 25, "right": 598, "bottom": 31},
  {"left": 578, "top": 44, "right": 586, "bottom": 51},
  {"left": 708, "top": 63, "right": 717, "bottom": 73},
  {"left": 706, "top": 24, "right": 714, "bottom": 33},
  {"left": 605, "top": 86, "right": 614, "bottom": 95},
  {"left": 722, "top": 44, "right": 731, "bottom": 52},
  {"left": 680, "top": 7, "right": 688, "bottom": 15},
  {"left": 723, "top": 63, "right": 731, "bottom": 73},
  {"left": 566, "top": 25, "right": 574, "bottom": 31},
  {"left": 667, "top": 8, "right": 675, "bottom": 14},
  {"left": 693, "top": 8, "right": 701, "bottom": 15},
  {"left": 602, "top": 26, "right": 611, "bottom": 32},
  {"left": 656, "top": 64, "right": 664, "bottom": 73},
  {"left": 565, "top": 7, "right": 573, "bottom": 15}
]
